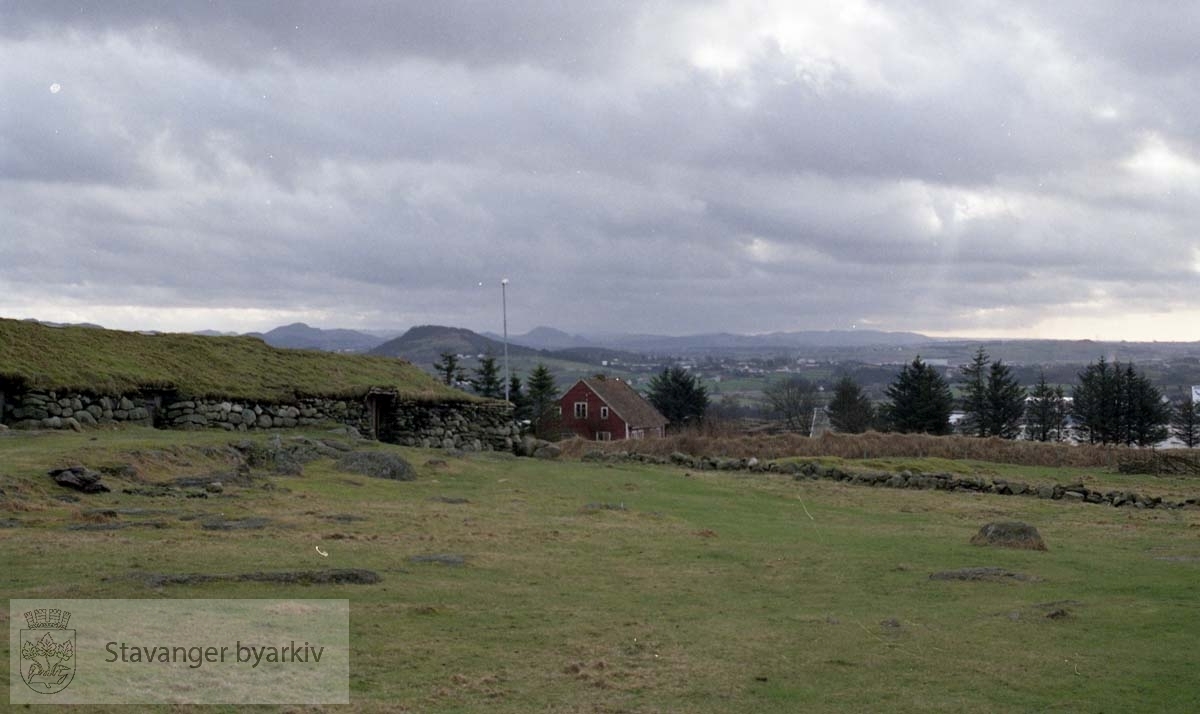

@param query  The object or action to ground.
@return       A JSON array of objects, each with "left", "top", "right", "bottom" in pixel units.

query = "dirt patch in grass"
[
  {"left": 66, "top": 521, "right": 170, "bottom": 531},
  {"left": 929, "top": 567, "right": 1040, "bottom": 582},
  {"left": 429, "top": 496, "right": 470, "bottom": 504},
  {"left": 581, "top": 502, "right": 628, "bottom": 513},
  {"left": 134, "top": 568, "right": 382, "bottom": 587},
  {"left": 409, "top": 554, "right": 467, "bottom": 566},
  {"left": 321, "top": 513, "right": 368, "bottom": 522},
  {"left": 200, "top": 516, "right": 272, "bottom": 530}
]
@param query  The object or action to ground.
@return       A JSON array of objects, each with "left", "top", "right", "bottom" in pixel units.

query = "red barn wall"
[{"left": 559, "top": 382, "right": 627, "bottom": 440}]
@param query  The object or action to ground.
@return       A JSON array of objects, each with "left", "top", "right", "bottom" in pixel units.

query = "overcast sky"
[{"left": 3, "top": 1, "right": 1200, "bottom": 340}]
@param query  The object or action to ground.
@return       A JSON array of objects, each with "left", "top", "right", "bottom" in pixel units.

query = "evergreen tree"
[
  {"left": 1072, "top": 358, "right": 1169, "bottom": 446},
  {"left": 883, "top": 357, "right": 953, "bottom": 435},
  {"left": 647, "top": 366, "right": 710, "bottom": 429},
  {"left": 433, "top": 352, "right": 466, "bottom": 386},
  {"left": 960, "top": 347, "right": 990, "bottom": 437},
  {"left": 958, "top": 348, "right": 1025, "bottom": 439},
  {"left": 985, "top": 359, "right": 1026, "bottom": 439},
  {"left": 471, "top": 355, "right": 504, "bottom": 399},
  {"left": 1123, "top": 365, "right": 1170, "bottom": 447},
  {"left": 508, "top": 374, "right": 530, "bottom": 422},
  {"left": 1071, "top": 357, "right": 1112, "bottom": 444},
  {"left": 1173, "top": 394, "right": 1200, "bottom": 448},
  {"left": 826, "top": 376, "right": 874, "bottom": 434},
  {"left": 525, "top": 364, "right": 560, "bottom": 438},
  {"left": 1024, "top": 372, "right": 1067, "bottom": 442}
]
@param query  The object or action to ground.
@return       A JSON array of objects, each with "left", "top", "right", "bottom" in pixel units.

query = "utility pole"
[{"left": 501, "top": 278, "right": 510, "bottom": 402}]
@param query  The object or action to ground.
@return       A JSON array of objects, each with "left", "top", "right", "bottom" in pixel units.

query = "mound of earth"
[
  {"left": 335, "top": 451, "right": 415, "bottom": 481},
  {"left": 970, "top": 521, "right": 1047, "bottom": 551}
]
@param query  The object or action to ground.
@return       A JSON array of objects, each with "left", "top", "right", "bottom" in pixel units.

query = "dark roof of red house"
[{"left": 575, "top": 377, "right": 668, "bottom": 429}]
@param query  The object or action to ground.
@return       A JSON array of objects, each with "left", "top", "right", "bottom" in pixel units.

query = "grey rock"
[
  {"left": 533, "top": 443, "right": 562, "bottom": 459},
  {"left": 50, "top": 466, "right": 111, "bottom": 493}
]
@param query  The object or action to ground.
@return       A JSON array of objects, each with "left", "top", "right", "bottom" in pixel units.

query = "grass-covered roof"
[{"left": 0, "top": 318, "right": 474, "bottom": 403}]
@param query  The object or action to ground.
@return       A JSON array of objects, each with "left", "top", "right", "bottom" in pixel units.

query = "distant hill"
[
  {"left": 245, "top": 322, "right": 385, "bottom": 353},
  {"left": 482, "top": 326, "right": 596, "bottom": 351},
  {"left": 591, "top": 329, "right": 934, "bottom": 354},
  {"left": 370, "top": 325, "right": 543, "bottom": 365},
  {"left": 0, "top": 318, "right": 464, "bottom": 402},
  {"left": 23, "top": 319, "right": 106, "bottom": 330}
]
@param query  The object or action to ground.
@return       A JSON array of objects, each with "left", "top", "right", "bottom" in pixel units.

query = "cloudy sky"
[{"left": 3, "top": 1, "right": 1200, "bottom": 340}]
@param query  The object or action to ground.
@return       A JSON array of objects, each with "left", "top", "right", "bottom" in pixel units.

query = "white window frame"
[
  {"left": 595, "top": 431, "right": 612, "bottom": 441},
  {"left": 600, "top": 406, "right": 609, "bottom": 419},
  {"left": 574, "top": 402, "right": 587, "bottom": 419}
]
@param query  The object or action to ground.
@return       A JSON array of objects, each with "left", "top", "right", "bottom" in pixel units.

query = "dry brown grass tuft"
[{"left": 557, "top": 430, "right": 1129, "bottom": 468}]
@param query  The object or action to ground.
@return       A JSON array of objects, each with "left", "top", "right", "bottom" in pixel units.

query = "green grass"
[
  {"left": 0, "top": 318, "right": 467, "bottom": 402},
  {"left": 3, "top": 428, "right": 1200, "bottom": 712}
]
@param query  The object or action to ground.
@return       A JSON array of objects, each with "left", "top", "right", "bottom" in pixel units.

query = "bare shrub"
[{"left": 557, "top": 431, "right": 1125, "bottom": 469}]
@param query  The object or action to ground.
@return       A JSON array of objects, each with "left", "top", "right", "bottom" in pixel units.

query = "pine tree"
[
  {"left": 525, "top": 364, "right": 559, "bottom": 438},
  {"left": 471, "top": 355, "right": 504, "bottom": 399},
  {"left": 826, "top": 376, "right": 874, "bottom": 434},
  {"left": 647, "top": 366, "right": 710, "bottom": 429},
  {"left": 1073, "top": 358, "right": 1169, "bottom": 446},
  {"left": 1124, "top": 366, "right": 1170, "bottom": 446},
  {"left": 1173, "top": 394, "right": 1200, "bottom": 448},
  {"left": 985, "top": 359, "right": 1026, "bottom": 439},
  {"left": 1071, "top": 357, "right": 1111, "bottom": 444},
  {"left": 508, "top": 374, "right": 529, "bottom": 422},
  {"left": 960, "top": 347, "right": 990, "bottom": 437},
  {"left": 433, "top": 352, "right": 466, "bottom": 386},
  {"left": 883, "top": 357, "right": 953, "bottom": 435},
  {"left": 1025, "top": 372, "right": 1067, "bottom": 442}
]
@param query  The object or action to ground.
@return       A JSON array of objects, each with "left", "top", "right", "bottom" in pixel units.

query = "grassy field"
[
  {"left": 3, "top": 427, "right": 1200, "bottom": 712},
  {"left": 0, "top": 318, "right": 464, "bottom": 402}
]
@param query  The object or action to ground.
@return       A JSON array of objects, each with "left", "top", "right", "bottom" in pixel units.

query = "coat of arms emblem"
[{"left": 19, "top": 608, "right": 76, "bottom": 695}]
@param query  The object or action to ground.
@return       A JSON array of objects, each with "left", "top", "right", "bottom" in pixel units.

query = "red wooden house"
[{"left": 558, "top": 376, "right": 668, "bottom": 441}]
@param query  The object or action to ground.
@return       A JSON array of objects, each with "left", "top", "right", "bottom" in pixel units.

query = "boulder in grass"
[
  {"left": 49, "top": 465, "right": 111, "bottom": 494},
  {"left": 970, "top": 521, "right": 1047, "bottom": 551}
]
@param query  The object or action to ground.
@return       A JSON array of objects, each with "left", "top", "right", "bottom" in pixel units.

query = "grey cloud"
[
  {"left": 2, "top": 2, "right": 1200, "bottom": 338},
  {"left": 0, "top": 0, "right": 657, "bottom": 72}
]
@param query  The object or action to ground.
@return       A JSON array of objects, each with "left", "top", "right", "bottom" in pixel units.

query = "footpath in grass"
[{"left": 2, "top": 428, "right": 1199, "bottom": 712}]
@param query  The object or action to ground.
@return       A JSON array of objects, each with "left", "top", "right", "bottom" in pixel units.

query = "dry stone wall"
[
  {"left": 0, "top": 387, "right": 517, "bottom": 453},
  {"left": 382, "top": 399, "right": 519, "bottom": 452},
  {"left": 1, "top": 390, "right": 154, "bottom": 430},
  {"left": 162, "top": 397, "right": 369, "bottom": 433}
]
